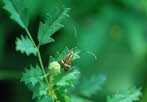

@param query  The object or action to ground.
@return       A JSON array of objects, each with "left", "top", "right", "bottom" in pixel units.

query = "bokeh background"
[{"left": 0, "top": 0, "right": 147, "bottom": 102}]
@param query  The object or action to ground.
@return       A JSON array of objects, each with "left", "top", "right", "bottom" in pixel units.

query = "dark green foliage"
[
  {"left": 3, "top": 0, "right": 79, "bottom": 101},
  {"left": 69, "top": 75, "right": 106, "bottom": 102},
  {"left": 107, "top": 88, "right": 142, "bottom": 102},
  {"left": 78, "top": 75, "right": 106, "bottom": 97},
  {"left": 21, "top": 65, "right": 52, "bottom": 102},
  {"left": 1, "top": 0, "right": 145, "bottom": 102},
  {"left": 54, "top": 68, "right": 79, "bottom": 102},
  {"left": 20, "top": 46, "right": 80, "bottom": 102}
]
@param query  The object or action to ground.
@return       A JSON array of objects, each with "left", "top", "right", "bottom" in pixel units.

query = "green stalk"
[
  {"left": 49, "top": 75, "right": 57, "bottom": 101},
  {"left": 25, "top": 28, "right": 50, "bottom": 93},
  {"left": 37, "top": 47, "right": 49, "bottom": 84},
  {"left": 49, "top": 75, "right": 54, "bottom": 96},
  {"left": 25, "top": 29, "right": 36, "bottom": 47},
  {"left": 25, "top": 28, "right": 58, "bottom": 101}
]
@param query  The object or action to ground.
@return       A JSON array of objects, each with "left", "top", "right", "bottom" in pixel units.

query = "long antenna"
[
  {"left": 76, "top": 50, "right": 97, "bottom": 60},
  {"left": 72, "top": 25, "right": 78, "bottom": 49},
  {"left": 72, "top": 25, "right": 97, "bottom": 60}
]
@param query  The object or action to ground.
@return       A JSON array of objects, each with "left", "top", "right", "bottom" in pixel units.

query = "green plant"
[
  {"left": 2, "top": 0, "right": 143, "bottom": 102},
  {"left": 2, "top": 0, "right": 76, "bottom": 101}
]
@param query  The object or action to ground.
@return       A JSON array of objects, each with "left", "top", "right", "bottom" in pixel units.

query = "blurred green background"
[{"left": 0, "top": 0, "right": 147, "bottom": 102}]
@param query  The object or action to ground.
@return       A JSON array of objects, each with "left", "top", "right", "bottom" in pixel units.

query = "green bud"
[{"left": 49, "top": 61, "right": 61, "bottom": 75}]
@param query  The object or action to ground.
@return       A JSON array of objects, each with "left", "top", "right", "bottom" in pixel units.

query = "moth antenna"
[
  {"left": 72, "top": 25, "right": 78, "bottom": 49},
  {"left": 71, "top": 25, "right": 96, "bottom": 60},
  {"left": 76, "top": 50, "right": 97, "bottom": 60}
]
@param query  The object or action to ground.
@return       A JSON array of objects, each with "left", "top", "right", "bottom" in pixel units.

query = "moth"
[
  {"left": 59, "top": 26, "right": 97, "bottom": 72},
  {"left": 60, "top": 51, "right": 75, "bottom": 72}
]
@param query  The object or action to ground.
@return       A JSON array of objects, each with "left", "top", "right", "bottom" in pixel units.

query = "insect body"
[{"left": 60, "top": 51, "right": 74, "bottom": 72}]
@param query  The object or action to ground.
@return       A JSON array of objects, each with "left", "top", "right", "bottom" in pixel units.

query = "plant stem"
[
  {"left": 25, "top": 28, "right": 58, "bottom": 101},
  {"left": 37, "top": 48, "right": 49, "bottom": 84},
  {"left": 25, "top": 28, "right": 50, "bottom": 91},
  {"left": 49, "top": 75, "right": 57, "bottom": 101},
  {"left": 49, "top": 75, "right": 54, "bottom": 96},
  {"left": 25, "top": 29, "right": 36, "bottom": 47}
]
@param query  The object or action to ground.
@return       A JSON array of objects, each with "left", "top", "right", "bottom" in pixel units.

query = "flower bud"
[{"left": 49, "top": 61, "right": 61, "bottom": 75}]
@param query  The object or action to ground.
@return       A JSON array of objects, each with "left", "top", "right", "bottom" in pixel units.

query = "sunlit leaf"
[
  {"left": 32, "top": 82, "right": 48, "bottom": 99},
  {"left": 2, "top": 0, "right": 29, "bottom": 29},
  {"left": 54, "top": 68, "right": 79, "bottom": 87},
  {"left": 16, "top": 35, "right": 37, "bottom": 56},
  {"left": 21, "top": 64, "right": 43, "bottom": 86},
  {"left": 38, "top": 8, "right": 70, "bottom": 45}
]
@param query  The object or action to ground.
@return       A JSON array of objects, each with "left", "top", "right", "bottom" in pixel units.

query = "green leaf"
[
  {"left": 2, "top": 0, "right": 29, "bottom": 29},
  {"left": 26, "top": 81, "right": 53, "bottom": 102},
  {"left": 54, "top": 47, "right": 70, "bottom": 62},
  {"left": 49, "top": 47, "right": 80, "bottom": 87},
  {"left": 49, "top": 56, "right": 55, "bottom": 63},
  {"left": 21, "top": 64, "right": 53, "bottom": 101},
  {"left": 24, "top": 79, "right": 53, "bottom": 102},
  {"left": 78, "top": 75, "right": 106, "bottom": 97},
  {"left": 32, "top": 82, "right": 48, "bottom": 99},
  {"left": 55, "top": 88, "right": 73, "bottom": 102},
  {"left": 38, "top": 8, "right": 70, "bottom": 45},
  {"left": 107, "top": 87, "right": 142, "bottom": 102},
  {"left": 38, "top": 95, "right": 53, "bottom": 102},
  {"left": 54, "top": 68, "right": 79, "bottom": 87},
  {"left": 64, "top": 95, "right": 72, "bottom": 102},
  {"left": 21, "top": 64, "right": 43, "bottom": 86},
  {"left": 48, "top": 47, "right": 80, "bottom": 102},
  {"left": 71, "top": 96, "right": 93, "bottom": 102},
  {"left": 16, "top": 35, "right": 37, "bottom": 56},
  {"left": 53, "top": 68, "right": 79, "bottom": 102}
]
